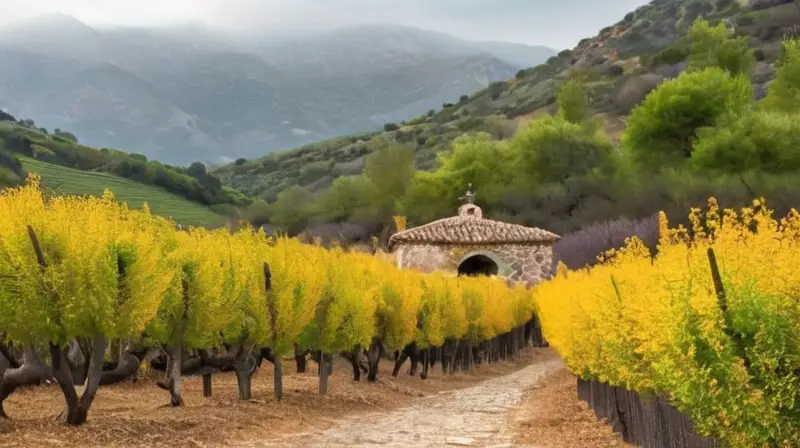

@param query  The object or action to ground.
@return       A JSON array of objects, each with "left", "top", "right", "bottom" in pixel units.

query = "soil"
[
  {"left": 0, "top": 347, "right": 559, "bottom": 448},
  {"left": 512, "top": 369, "right": 631, "bottom": 448}
]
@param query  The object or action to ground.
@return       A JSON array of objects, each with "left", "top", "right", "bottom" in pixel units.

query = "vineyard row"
[
  {"left": 535, "top": 198, "right": 800, "bottom": 447},
  {"left": 0, "top": 175, "right": 546, "bottom": 425}
]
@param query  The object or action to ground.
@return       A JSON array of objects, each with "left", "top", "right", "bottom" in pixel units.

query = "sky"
[{"left": 0, "top": 0, "right": 651, "bottom": 49}]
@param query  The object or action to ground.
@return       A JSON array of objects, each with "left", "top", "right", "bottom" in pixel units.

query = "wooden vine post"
[{"left": 264, "top": 262, "right": 283, "bottom": 402}]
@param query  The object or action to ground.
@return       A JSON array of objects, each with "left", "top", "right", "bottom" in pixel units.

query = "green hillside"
[
  {"left": 21, "top": 157, "right": 225, "bottom": 228},
  {"left": 215, "top": 0, "right": 798, "bottom": 202},
  {"left": 0, "top": 119, "right": 249, "bottom": 208}
]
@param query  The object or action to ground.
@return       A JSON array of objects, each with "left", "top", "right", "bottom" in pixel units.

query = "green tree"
[
  {"left": 556, "top": 78, "right": 589, "bottom": 124},
  {"left": 691, "top": 110, "right": 800, "bottom": 174},
  {"left": 400, "top": 133, "right": 514, "bottom": 223},
  {"left": 269, "top": 186, "right": 315, "bottom": 235},
  {"left": 622, "top": 67, "right": 752, "bottom": 169},
  {"left": 316, "top": 175, "right": 378, "bottom": 222},
  {"left": 685, "top": 18, "right": 753, "bottom": 76},
  {"left": 53, "top": 130, "right": 78, "bottom": 143},
  {"left": 760, "top": 39, "right": 800, "bottom": 113},
  {"left": 511, "top": 115, "right": 614, "bottom": 184},
  {"left": 187, "top": 162, "right": 207, "bottom": 179},
  {"left": 243, "top": 199, "right": 271, "bottom": 227},
  {"left": 363, "top": 141, "right": 416, "bottom": 220}
]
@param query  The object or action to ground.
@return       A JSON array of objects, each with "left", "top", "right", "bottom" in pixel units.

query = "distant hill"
[
  {"left": 0, "top": 15, "right": 557, "bottom": 164},
  {"left": 21, "top": 157, "right": 226, "bottom": 228},
  {"left": 214, "top": 0, "right": 800, "bottom": 201},
  {"left": 0, "top": 115, "right": 247, "bottom": 224}
]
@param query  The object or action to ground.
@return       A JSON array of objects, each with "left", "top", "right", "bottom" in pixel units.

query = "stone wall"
[{"left": 394, "top": 242, "right": 554, "bottom": 286}]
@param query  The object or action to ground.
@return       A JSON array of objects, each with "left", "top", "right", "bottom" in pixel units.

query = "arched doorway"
[{"left": 457, "top": 254, "right": 500, "bottom": 277}]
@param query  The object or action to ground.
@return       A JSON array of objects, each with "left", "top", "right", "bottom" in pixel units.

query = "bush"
[
  {"left": 651, "top": 45, "right": 689, "bottom": 66},
  {"left": 622, "top": 12, "right": 635, "bottom": 23},
  {"left": 613, "top": 74, "right": 664, "bottom": 114},
  {"left": 511, "top": 116, "right": 614, "bottom": 184},
  {"left": 556, "top": 79, "right": 588, "bottom": 124},
  {"left": 686, "top": 19, "right": 754, "bottom": 76},
  {"left": 691, "top": 110, "right": 800, "bottom": 174},
  {"left": 622, "top": 67, "right": 752, "bottom": 168},
  {"left": 0, "top": 110, "right": 15, "bottom": 122},
  {"left": 383, "top": 123, "right": 399, "bottom": 132},
  {"left": 604, "top": 64, "right": 625, "bottom": 77},
  {"left": 552, "top": 214, "right": 658, "bottom": 270},
  {"left": 760, "top": 39, "right": 800, "bottom": 113}
]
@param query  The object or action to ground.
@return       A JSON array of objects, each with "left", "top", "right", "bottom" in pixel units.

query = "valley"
[
  {"left": 0, "top": 15, "right": 556, "bottom": 164},
  {"left": 2, "top": 0, "right": 800, "bottom": 447}
]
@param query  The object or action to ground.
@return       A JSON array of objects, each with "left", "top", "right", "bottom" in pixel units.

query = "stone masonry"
[
  {"left": 389, "top": 185, "right": 560, "bottom": 287},
  {"left": 395, "top": 242, "right": 554, "bottom": 286}
]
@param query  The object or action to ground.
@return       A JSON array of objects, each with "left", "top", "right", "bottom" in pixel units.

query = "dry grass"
[
  {"left": 513, "top": 369, "right": 631, "bottom": 447},
  {"left": 0, "top": 348, "right": 555, "bottom": 448}
]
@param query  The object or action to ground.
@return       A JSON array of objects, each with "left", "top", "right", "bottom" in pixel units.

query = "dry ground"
[
  {"left": 0, "top": 348, "right": 558, "bottom": 448},
  {"left": 513, "top": 369, "right": 630, "bottom": 447}
]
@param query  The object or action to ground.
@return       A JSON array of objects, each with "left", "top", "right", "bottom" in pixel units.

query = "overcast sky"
[{"left": 0, "top": 0, "right": 650, "bottom": 49}]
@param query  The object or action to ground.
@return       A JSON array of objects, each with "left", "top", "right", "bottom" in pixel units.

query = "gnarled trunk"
[
  {"left": 157, "top": 345, "right": 184, "bottom": 407},
  {"left": 99, "top": 349, "right": 140, "bottom": 386},
  {"left": 294, "top": 344, "right": 308, "bottom": 373},
  {"left": 234, "top": 353, "right": 257, "bottom": 401},
  {"left": 366, "top": 337, "right": 382, "bottom": 382},
  {"left": 0, "top": 345, "right": 50, "bottom": 419},
  {"left": 50, "top": 336, "right": 108, "bottom": 426},
  {"left": 341, "top": 345, "right": 362, "bottom": 381}
]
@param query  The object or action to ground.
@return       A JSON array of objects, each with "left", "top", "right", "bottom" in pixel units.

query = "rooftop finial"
[{"left": 459, "top": 183, "right": 475, "bottom": 204}]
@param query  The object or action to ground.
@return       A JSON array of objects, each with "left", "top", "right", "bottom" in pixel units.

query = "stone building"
[{"left": 388, "top": 186, "right": 560, "bottom": 286}]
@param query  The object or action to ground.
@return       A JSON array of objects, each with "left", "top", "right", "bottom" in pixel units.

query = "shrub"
[
  {"left": 511, "top": 116, "right": 614, "bottom": 184},
  {"left": 760, "top": 39, "right": 800, "bottom": 113},
  {"left": 622, "top": 67, "right": 752, "bottom": 168},
  {"left": 613, "top": 74, "right": 664, "bottom": 114},
  {"left": 685, "top": 19, "right": 754, "bottom": 76},
  {"left": 552, "top": 214, "right": 658, "bottom": 270},
  {"left": 383, "top": 123, "right": 399, "bottom": 132},
  {"left": 651, "top": 45, "right": 690, "bottom": 66},
  {"left": 692, "top": 110, "right": 800, "bottom": 174},
  {"left": 556, "top": 79, "right": 588, "bottom": 124},
  {"left": 605, "top": 64, "right": 625, "bottom": 77}
]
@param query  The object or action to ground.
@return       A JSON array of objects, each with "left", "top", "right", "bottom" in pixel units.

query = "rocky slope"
[{"left": 214, "top": 0, "right": 800, "bottom": 201}]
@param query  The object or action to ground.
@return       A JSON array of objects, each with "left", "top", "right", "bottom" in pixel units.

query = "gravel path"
[{"left": 239, "top": 358, "right": 565, "bottom": 448}]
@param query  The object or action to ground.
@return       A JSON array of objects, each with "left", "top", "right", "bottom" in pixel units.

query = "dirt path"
[{"left": 237, "top": 358, "right": 565, "bottom": 448}]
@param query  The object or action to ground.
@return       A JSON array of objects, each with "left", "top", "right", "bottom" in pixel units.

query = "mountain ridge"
[
  {"left": 0, "top": 15, "right": 557, "bottom": 164},
  {"left": 213, "top": 0, "right": 800, "bottom": 202}
]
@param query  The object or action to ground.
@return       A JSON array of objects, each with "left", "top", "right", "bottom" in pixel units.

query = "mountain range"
[
  {"left": 0, "top": 14, "right": 557, "bottom": 164},
  {"left": 214, "top": 0, "right": 800, "bottom": 201}
]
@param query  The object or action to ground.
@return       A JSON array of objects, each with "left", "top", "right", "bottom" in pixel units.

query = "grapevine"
[
  {"left": 535, "top": 197, "right": 800, "bottom": 447},
  {"left": 0, "top": 174, "right": 544, "bottom": 424}
]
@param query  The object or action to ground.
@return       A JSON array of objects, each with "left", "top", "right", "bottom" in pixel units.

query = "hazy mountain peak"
[{"left": 2, "top": 13, "right": 97, "bottom": 36}]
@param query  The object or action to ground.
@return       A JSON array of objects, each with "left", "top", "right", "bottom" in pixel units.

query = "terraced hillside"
[
  {"left": 0, "top": 117, "right": 248, "bottom": 224},
  {"left": 214, "top": 0, "right": 800, "bottom": 202},
  {"left": 21, "top": 157, "right": 225, "bottom": 228}
]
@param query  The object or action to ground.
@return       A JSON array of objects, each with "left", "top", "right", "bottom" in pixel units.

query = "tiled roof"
[{"left": 388, "top": 212, "right": 560, "bottom": 249}]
